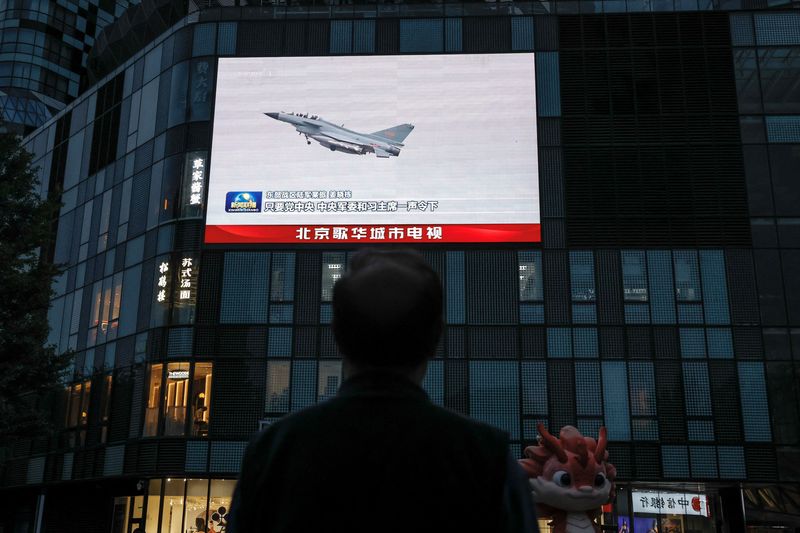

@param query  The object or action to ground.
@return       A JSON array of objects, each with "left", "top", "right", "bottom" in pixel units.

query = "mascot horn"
[{"left": 519, "top": 424, "right": 616, "bottom": 533}]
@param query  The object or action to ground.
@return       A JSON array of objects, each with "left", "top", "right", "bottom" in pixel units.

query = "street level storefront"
[{"left": 112, "top": 478, "right": 234, "bottom": 533}]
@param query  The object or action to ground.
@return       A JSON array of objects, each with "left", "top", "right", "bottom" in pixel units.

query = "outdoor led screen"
[{"left": 205, "top": 54, "right": 540, "bottom": 244}]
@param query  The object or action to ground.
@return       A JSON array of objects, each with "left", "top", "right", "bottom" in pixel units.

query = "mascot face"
[{"left": 520, "top": 425, "right": 617, "bottom": 513}]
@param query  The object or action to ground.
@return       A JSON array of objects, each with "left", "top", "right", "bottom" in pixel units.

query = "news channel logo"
[{"left": 225, "top": 192, "right": 262, "bottom": 212}]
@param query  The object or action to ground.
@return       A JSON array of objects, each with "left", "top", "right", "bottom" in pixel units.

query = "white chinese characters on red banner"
[
  {"left": 295, "top": 226, "right": 441, "bottom": 241},
  {"left": 205, "top": 223, "right": 540, "bottom": 244}
]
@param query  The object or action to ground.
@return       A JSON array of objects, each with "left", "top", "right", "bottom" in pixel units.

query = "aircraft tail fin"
[{"left": 371, "top": 124, "right": 414, "bottom": 144}]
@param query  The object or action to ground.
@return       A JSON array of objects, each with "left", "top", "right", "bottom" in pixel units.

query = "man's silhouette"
[{"left": 228, "top": 249, "right": 537, "bottom": 533}]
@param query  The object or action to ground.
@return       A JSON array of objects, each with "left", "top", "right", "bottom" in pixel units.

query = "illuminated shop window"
[
  {"left": 164, "top": 362, "right": 190, "bottom": 436},
  {"left": 161, "top": 478, "right": 185, "bottom": 533},
  {"left": 145, "top": 479, "right": 161, "bottom": 533},
  {"left": 63, "top": 380, "right": 91, "bottom": 447},
  {"left": 143, "top": 362, "right": 213, "bottom": 437},
  {"left": 143, "top": 363, "right": 163, "bottom": 437},
  {"left": 111, "top": 479, "right": 236, "bottom": 533},
  {"left": 87, "top": 272, "right": 123, "bottom": 346},
  {"left": 191, "top": 363, "right": 213, "bottom": 437}
]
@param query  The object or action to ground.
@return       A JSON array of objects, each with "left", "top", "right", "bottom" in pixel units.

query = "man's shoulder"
[
  {"left": 255, "top": 396, "right": 507, "bottom": 444},
  {"left": 422, "top": 401, "right": 509, "bottom": 441}
]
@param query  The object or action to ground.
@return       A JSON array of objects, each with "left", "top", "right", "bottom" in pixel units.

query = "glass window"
[
  {"left": 119, "top": 265, "right": 142, "bottom": 337},
  {"left": 628, "top": 362, "right": 656, "bottom": 417},
  {"left": 87, "top": 273, "right": 123, "bottom": 346},
  {"left": 321, "top": 253, "right": 345, "bottom": 302},
  {"left": 446, "top": 251, "right": 466, "bottom": 324},
  {"left": 738, "top": 362, "right": 772, "bottom": 442},
  {"left": 97, "top": 189, "right": 112, "bottom": 252},
  {"left": 602, "top": 361, "right": 631, "bottom": 441},
  {"left": 138, "top": 78, "right": 159, "bottom": 143},
  {"left": 290, "top": 360, "right": 317, "bottom": 412},
  {"left": 699, "top": 250, "right": 730, "bottom": 325},
  {"left": 265, "top": 361, "right": 290, "bottom": 413},
  {"left": 622, "top": 251, "right": 648, "bottom": 301},
  {"left": 145, "top": 479, "right": 162, "bottom": 533},
  {"left": 168, "top": 61, "right": 189, "bottom": 128},
  {"left": 682, "top": 362, "right": 712, "bottom": 417},
  {"left": 164, "top": 362, "right": 190, "bottom": 436},
  {"left": 110, "top": 496, "right": 130, "bottom": 533},
  {"left": 575, "top": 362, "right": 602, "bottom": 416},
  {"left": 673, "top": 251, "right": 701, "bottom": 302},
  {"left": 63, "top": 379, "right": 91, "bottom": 447},
  {"left": 65, "top": 383, "right": 81, "bottom": 427},
  {"left": 191, "top": 363, "right": 213, "bottom": 437},
  {"left": 79, "top": 380, "right": 91, "bottom": 427},
  {"left": 270, "top": 253, "right": 295, "bottom": 302},
  {"left": 317, "top": 360, "right": 342, "bottom": 403},
  {"left": 161, "top": 478, "right": 185, "bottom": 533},
  {"left": 758, "top": 48, "right": 800, "bottom": 114},
  {"left": 734, "top": 49, "right": 762, "bottom": 114},
  {"left": 647, "top": 251, "right": 675, "bottom": 324},
  {"left": 521, "top": 361, "right": 547, "bottom": 415},
  {"left": 143, "top": 363, "right": 163, "bottom": 437},
  {"left": 569, "top": 251, "right": 595, "bottom": 301},
  {"left": 99, "top": 374, "right": 113, "bottom": 443},
  {"left": 184, "top": 479, "right": 208, "bottom": 533},
  {"left": 209, "top": 479, "right": 235, "bottom": 532},
  {"left": 221, "top": 252, "right": 269, "bottom": 323},
  {"left": 518, "top": 251, "right": 543, "bottom": 302},
  {"left": 469, "top": 361, "right": 520, "bottom": 439}
]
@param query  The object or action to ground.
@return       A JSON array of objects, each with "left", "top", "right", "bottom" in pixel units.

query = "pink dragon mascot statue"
[{"left": 519, "top": 424, "right": 616, "bottom": 533}]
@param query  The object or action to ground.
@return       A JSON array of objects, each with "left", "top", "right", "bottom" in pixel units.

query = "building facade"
[
  {"left": 0, "top": 0, "right": 138, "bottom": 135},
  {"left": 2, "top": 2, "right": 800, "bottom": 532}
]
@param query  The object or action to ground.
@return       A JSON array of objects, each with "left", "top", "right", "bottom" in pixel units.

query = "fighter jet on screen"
[{"left": 264, "top": 112, "right": 414, "bottom": 158}]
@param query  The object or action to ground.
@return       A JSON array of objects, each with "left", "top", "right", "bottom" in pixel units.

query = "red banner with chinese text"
[{"left": 205, "top": 223, "right": 541, "bottom": 244}]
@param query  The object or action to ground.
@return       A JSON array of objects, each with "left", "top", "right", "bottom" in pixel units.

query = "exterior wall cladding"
[
  {"left": 0, "top": 0, "right": 138, "bottom": 135},
  {"left": 3, "top": 4, "right": 800, "bottom": 532}
]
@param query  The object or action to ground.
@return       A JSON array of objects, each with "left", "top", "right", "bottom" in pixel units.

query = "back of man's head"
[{"left": 332, "top": 249, "right": 443, "bottom": 370}]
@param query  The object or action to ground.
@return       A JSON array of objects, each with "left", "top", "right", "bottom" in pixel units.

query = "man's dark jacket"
[{"left": 228, "top": 371, "right": 517, "bottom": 533}]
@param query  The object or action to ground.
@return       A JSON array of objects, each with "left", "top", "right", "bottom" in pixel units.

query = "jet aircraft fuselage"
[{"left": 264, "top": 112, "right": 414, "bottom": 158}]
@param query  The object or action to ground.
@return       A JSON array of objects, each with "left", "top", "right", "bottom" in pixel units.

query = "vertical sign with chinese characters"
[
  {"left": 182, "top": 151, "right": 207, "bottom": 218},
  {"left": 173, "top": 255, "right": 199, "bottom": 324},
  {"left": 151, "top": 257, "right": 173, "bottom": 328},
  {"left": 156, "top": 260, "right": 171, "bottom": 304},
  {"left": 190, "top": 59, "right": 213, "bottom": 121}
]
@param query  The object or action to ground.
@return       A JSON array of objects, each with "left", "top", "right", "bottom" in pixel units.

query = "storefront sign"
[
  {"left": 189, "top": 157, "right": 205, "bottom": 206},
  {"left": 168, "top": 370, "right": 189, "bottom": 380},
  {"left": 632, "top": 490, "right": 709, "bottom": 517},
  {"left": 178, "top": 257, "right": 195, "bottom": 300},
  {"left": 156, "top": 261, "right": 170, "bottom": 303}
]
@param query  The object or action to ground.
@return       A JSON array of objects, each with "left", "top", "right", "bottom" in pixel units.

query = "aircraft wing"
[{"left": 374, "top": 147, "right": 392, "bottom": 158}]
